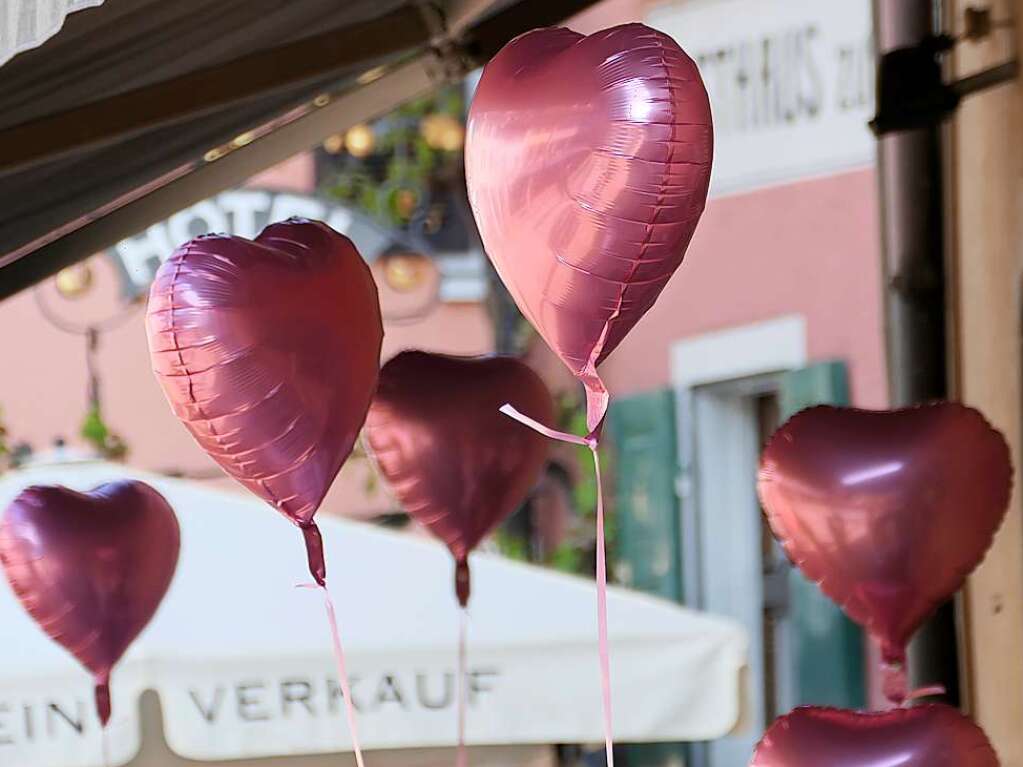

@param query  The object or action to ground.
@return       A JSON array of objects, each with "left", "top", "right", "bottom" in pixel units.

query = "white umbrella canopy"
[{"left": 0, "top": 459, "right": 747, "bottom": 767}]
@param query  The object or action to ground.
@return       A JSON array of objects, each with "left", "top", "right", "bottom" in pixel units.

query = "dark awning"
[{"left": 0, "top": 0, "right": 600, "bottom": 300}]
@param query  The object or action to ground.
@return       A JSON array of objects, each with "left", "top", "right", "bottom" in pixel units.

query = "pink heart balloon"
[
  {"left": 146, "top": 218, "right": 383, "bottom": 583},
  {"left": 466, "top": 23, "right": 713, "bottom": 432},
  {"left": 364, "top": 351, "right": 552, "bottom": 605},
  {"left": 751, "top": 705, "right": 999, "bottom": 766},
  {"left": 0, "top": 481, "right": 180, "bottom": 726},
  {"left": 758, "top": 403, "right": 1011, "bottom": 672}
]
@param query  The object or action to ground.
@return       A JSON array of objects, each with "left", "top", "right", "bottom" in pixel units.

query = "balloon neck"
[
  {"left": 301, "top": 522, "right": 327, "bottom": 587},
  {"left": 94, "top": 672, "right": 111, "bottom": 727},
  {"left": 455, "top": 557, "right": 471, "bottom": 608},
  {"left": 582, "top": 378, "right": 608, "bottom": 443}
]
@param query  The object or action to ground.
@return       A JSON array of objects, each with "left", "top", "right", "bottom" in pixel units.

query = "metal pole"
[{"left": 872, "top": 0, "right": 959, "bottom": 705}]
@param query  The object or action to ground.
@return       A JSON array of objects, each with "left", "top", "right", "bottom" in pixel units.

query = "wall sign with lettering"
[
  {"left": 647, "top": 0, "right": 875, "bottom": 196},
  {"left": 106, "top": 190, "right": 487, "bottom": 303},
  {"left": 0, "top": 665, "right": 501, "bottom": 765},
  {"left": 0, "top": 684, "right": 139, "bottom": 767},
  {"left": 0, "top": 628, "right": 732, "bottom": 765}
]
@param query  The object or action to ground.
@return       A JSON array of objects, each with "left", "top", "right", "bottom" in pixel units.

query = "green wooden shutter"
[
  {"left": 608, "top": 390, "right": 688, "bottom": 767},
  {"left": 608, "top": 388, "right": 683, "bottom": 600},
  {"left": 779, "top": 361, "right": 866, "bottom": 708}
]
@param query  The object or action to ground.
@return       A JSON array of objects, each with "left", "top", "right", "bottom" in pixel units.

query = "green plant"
[
  {"left": 80, "top": 405, "right": 127, "bottom": 461},
  {"left": 494, "top": 529, "right": 530, "bottom": 562},
  {"left": 494, "top": 389, "right": 618, "bottom": 579},
  {"left": 324, "top": 85, "right": 466, "bottom": 229},
  {"left": 555, "top": 391, "right": 613, "bottom": 496},
  {"left": 549, "top": 543, "right": 583, "bottom": 574}
]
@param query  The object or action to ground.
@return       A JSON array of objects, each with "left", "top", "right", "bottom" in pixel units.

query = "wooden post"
[{"left": 950, "top": 1, "right": 1023, "bottom": 763}]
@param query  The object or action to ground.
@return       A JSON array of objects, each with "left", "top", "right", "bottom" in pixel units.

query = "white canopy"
[
  {"left": 0, "top": 459, "right": 747, "bottom": 766},
  {"left": 0, "top": 0, "right": 103, "bottom": 68}
]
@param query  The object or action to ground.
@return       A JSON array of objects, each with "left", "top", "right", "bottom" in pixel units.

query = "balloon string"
[
  {"left": 300, "top": 583, "right": 366, "bottom": 767},
  {"left": 905, "top": 684, "right": 947, "bottom": 703},
  {"left": 592, "top": 445, "right": 614, "bottom": 767},
  {"left": 323, "top": 586, "right": 366, "bottom": 767},
  {"left": 499, "top": 403, "right": 613, "bottom": 767},
  {"left": 100, "top": 721, "right": 110, "bottom": 767},
  {"left": 456, "top": 606, "right": 468, "bottom": 767},
  {"left": 499, "top": 405, "right": 593, "bottom": 447}
]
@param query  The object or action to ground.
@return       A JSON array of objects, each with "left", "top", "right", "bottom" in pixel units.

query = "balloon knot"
[
  {"left": 94, "top": 673, "right": 111, "bottom": 727},
  {"left": 455, "top": 558, "right": 471, "bottom": 608},
  {"left": 300, "top": 523, "right": 327, "bottom": 586}
]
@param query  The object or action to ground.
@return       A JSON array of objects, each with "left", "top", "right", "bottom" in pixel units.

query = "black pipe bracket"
[{"left": 870, "top": 7, "right": 1019, "bottom": 136}]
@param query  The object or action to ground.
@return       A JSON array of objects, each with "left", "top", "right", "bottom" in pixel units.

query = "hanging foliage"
[
  {"left": 322, "top": 85, "right": 466, "bottom": 229},
  {"left": 80, "top": 405, "right": 128, "bottom": 461}
]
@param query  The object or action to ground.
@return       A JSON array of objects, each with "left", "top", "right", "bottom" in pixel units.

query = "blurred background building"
[
  {"left": 2, "top": 0, "right": 1021, "bottom": 765},
  {"left": 0, "top": 2, "right": 885, "bottom": 766}
]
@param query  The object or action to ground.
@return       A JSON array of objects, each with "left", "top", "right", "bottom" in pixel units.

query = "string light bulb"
[
  {"left": 420, "top": 114, "right": 465, "bottom": 151},
  {"left": 381, "top": 251, "right": 431, "bottom": 293},
  {"left": 54, "top": 264, "right": 93, "bottom": 299},
  {"left": 322, "top": 134, "right": 344, "bottom": 154},
  {"left": 344, "top": 124, "right": 375, "bottom": 157}
]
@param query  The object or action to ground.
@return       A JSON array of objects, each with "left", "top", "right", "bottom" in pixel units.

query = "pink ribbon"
[
  {"left": 500, "top": 403, "right": 614, "bottom": 767},
  {"left": 456, "top": 606, "right": 469, "bottom": 767},
  {"left": 99, "top": 723, "right": 110, "bottom": 767},
  {"left": 323, "top": 587, "right": 366, "bottom": 767},
  {"left": 499, "top": 405, "right": 595, "bottom": 447},
  {"left": 298, "top": 583, "right": 366, "bottom": 767},
  {"left": 592, "top": 445, "right": 613, "bottom": 767},
  {"left": 905, "top": 685, "right": 947, "bottom": 702}
]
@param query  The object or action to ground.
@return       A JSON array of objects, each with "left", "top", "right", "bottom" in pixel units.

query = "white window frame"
[{"left": 669, "top": 315, "right": 807, "bottom": 767}]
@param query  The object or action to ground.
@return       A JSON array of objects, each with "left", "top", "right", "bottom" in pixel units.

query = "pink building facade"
[{"left": 0, "top": 1, "right": 887, "bottom": 764}]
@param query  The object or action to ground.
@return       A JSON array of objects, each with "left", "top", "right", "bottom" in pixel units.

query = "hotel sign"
[
  {"left": 647, "top": 0, "right": 875, "bottom": 195},
  {"left": 106, "top": 190, "right": 392, "bottom": 299}
]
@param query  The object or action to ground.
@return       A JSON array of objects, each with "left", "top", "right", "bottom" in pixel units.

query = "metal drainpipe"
[{"left": 872, "top": 0, "right": 959, "bottom": 706}]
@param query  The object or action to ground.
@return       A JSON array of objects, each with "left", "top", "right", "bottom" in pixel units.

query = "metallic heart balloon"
[
  {"left": 466, "top": 23, "right": 713, "bottom": 433},
  {"left": 751, "top": 705, "right": 999, "bottom": 766},
  {"left": 0, "top": 481, "right": 180, "bottom": 726},
  {"left": 364, "top": 351, "right": 552, "bottom": 605},
  {"left": 758, "top": 403, "right": 1011, "bottom": 683},
  {"left": 146, "top": 218, "right": 383, "bottom": 584}
]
